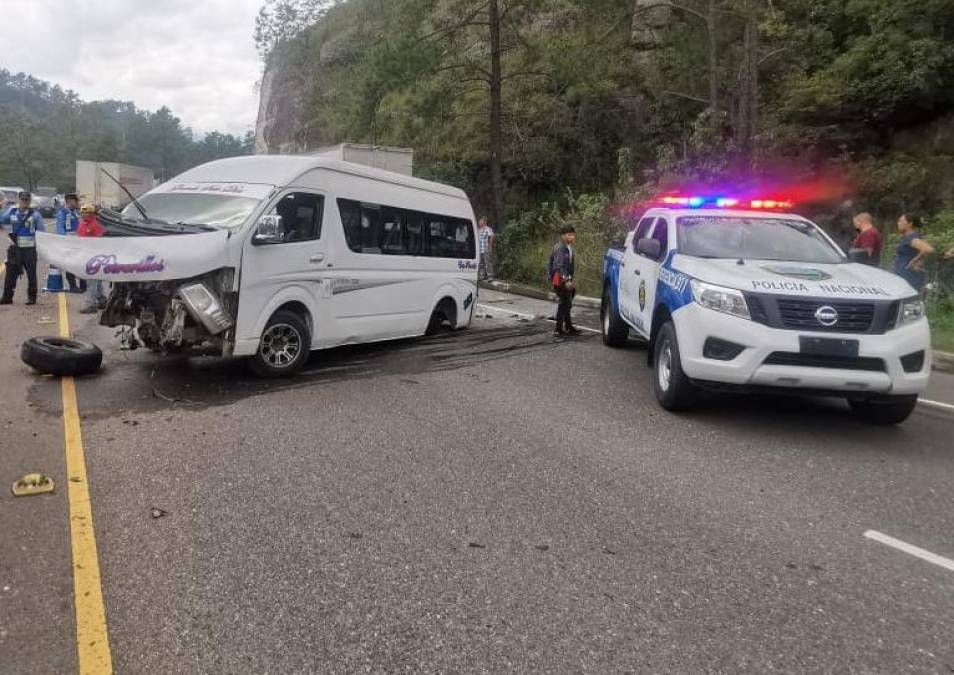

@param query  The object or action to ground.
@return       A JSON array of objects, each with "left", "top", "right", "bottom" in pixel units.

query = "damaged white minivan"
[{"left": 38, "top": 156, "right": 480, "bottom": 376}]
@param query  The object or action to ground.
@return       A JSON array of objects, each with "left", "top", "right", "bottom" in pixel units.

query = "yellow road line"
[{"left": 58, "top": 293, "right": 113, "bottom": 674}]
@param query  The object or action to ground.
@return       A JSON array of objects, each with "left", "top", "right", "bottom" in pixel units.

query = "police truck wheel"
[
  {"left": 653, "top": 321, "right": 697, "bottom": 411},
  {"left": 601, "top": 289, "right": 629, "bottom": 347},
  {"left": 848, "top": 394, "right": 918, "bottom": 425},
  {"left": 21, "top": 336, "right": 102, "bottom": 377},
  {"left": 248, "top": 310, "right": 310, "bottom": 378}
]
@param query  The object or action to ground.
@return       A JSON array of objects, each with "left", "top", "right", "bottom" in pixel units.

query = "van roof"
[{"left": 170, "top": 155, "right": 468, "bottom": 199}]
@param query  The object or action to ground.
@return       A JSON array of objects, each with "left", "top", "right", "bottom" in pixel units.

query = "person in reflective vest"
[
  {"left": 1, "top": 191, "right": 45, "bottom": 305},
  {"left": 55, "top": 192, "right": 85, "bottom": 293}
]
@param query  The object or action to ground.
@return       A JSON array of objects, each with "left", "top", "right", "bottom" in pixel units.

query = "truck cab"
[{"left": 602, "top": 197, "right": 931, "bottom": 424}]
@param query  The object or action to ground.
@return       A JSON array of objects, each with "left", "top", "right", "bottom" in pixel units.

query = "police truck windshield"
[
  {"left": 677, "top": 216, "right": 844, "bottom": 264},
  {"left": 121, "top": 193, "right": 260, "bottom": 230}
]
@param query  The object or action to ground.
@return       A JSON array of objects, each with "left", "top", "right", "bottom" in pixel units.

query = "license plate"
[{"left": 799, "top": 336, "right": 859, "bottom": 357}]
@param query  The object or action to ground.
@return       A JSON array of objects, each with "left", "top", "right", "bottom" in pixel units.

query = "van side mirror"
[
  {"left": 636, "top": 238, "right": 662, "bottom": 260},
  {"left": 252, "top": 214, "right": 286, "bottom": 245},
  {"left": 847, "top": 247, "right": 870, "bottom": 263}
]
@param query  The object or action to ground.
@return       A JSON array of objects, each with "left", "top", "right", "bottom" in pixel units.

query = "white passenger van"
[{"left": 38, "top": 156, "right": 480, "bottom": 376}]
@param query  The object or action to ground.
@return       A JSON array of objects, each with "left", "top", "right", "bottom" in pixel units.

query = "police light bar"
[{"left": 658, "top": 195, "right": 794, "bottom": 210}]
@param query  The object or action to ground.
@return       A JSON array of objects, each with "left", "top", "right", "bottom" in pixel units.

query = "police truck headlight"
[
  {"left": 690, "top": 280, "right": 751, "bottom": 320},
  {"left": 178, "top": 283, "right": 233, "bottom": 335},
  {"left": 897, "top": 298, "right": 925, "bottom": 327}
]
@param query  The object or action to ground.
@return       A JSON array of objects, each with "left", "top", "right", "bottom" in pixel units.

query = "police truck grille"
[
  {"left": 744, "top": 293, "right": 896, "bottom": 334},
  {"left": 777, "top": 299, "right": 874, "bottom": 332}
]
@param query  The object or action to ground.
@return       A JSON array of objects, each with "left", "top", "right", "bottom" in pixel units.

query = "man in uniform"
[
  {"left": 0, "top": 191, "right": 45, "bottom": 305},
  {"left": 548, "top": 224, "right": 582, "bottom": 338},
  {"left": 55, "top": 192, "right": 85, "bottom": 292}
]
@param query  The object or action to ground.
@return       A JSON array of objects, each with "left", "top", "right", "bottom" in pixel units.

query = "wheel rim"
[
  {"left": 658, "top": 338, "right": 672, "bottom": 392},
  {"left": 259, "top": 323, "right": 302, "bottom": 369}
]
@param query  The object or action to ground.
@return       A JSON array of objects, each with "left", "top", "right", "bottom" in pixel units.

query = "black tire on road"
[
  {"left": 652, "top": 321, "right": 697, "bottom": 411},
  {"left": 247, "top": 310, "right": 311, "bottom": 378},
  {"left": 849, "top": 394, "right": 918, "bottom": 425},
  {"left": 601, "top": 288, "right": 629, "bottom": 347},
  {"left": 21, "top": 336, "right": 103, "bottom": 377}
]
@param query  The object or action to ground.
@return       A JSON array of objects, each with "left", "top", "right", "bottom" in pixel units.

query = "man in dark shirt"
[
  {"left": 850, "top": 213, "right": 882, "bottom": 266},
  {"left": 548, "top": 224, "right": 582, "bottom": 338}
]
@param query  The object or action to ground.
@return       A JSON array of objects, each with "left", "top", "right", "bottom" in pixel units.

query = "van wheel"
[
  {"left": 849, "top": 395, "right": 918, "bottom": 425},
  {"left": 426, "top": 298, "right": 456, "bottom": 336},
  {"left": 653, "top": 321, "right": 697, "bottom": 411},
  {"left": 601, "top": 289, "right": 629, "bottom": 347},
  {"left": 248, "top": 310, "right": 310, "bottom": 378}
]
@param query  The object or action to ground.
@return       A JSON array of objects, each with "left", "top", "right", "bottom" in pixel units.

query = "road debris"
[
  {"left": 150, "top": 507, "right": 168, "bottom": 519},
  {"left": 12, "top": 473, "right": 55, "bottom": 497}
]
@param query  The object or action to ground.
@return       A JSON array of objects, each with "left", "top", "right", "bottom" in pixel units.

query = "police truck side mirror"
[
  {"left": 636, "top": 238, "right": 662, "bottom": 260},
  {"left": 847, "top": 248, "right": 869, "bottom": 263},
  {"left": 252, "top": 214, "right": 286, "bottom": 245}
]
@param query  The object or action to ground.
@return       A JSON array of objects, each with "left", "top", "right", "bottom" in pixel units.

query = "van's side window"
[
  {"left": 336, "top": 199, "right": 475, "bottom": 258},
  {"left": 405, "top": 211, "right": 425, "bottom": 256},
  {"left": 339, "top": 199, "right": 363, "bottom": 251},
  {"left": 381, "top": 207, "right": 406, "bottom": 255},
  {"left": 270, "top": 192, "right": 323, "bottom": 242}
]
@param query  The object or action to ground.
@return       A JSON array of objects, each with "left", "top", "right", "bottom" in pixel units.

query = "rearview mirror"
[
  {"left": 252, "top": 214, "right": 286, "bottom": 245},
  {"left": 636, "top": 238, "right": 662, "bottom": 260}
]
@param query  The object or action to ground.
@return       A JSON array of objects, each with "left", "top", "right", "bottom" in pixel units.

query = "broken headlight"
[{"left": 178, "top": 283, "right": 232, "bottom": 335}]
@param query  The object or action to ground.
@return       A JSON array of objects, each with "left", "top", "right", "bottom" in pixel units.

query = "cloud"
[{"left": 6, "top": 0, "right": 264, "bottom": 136}]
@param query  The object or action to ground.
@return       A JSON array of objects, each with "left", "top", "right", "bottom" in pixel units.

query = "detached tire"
[
  {"left": 601, "top": 288, "right": 629, "bottom": 347},
  {"left": 248, "top": 310, "right": 311, "bottom": 378},
  {"left": 21, "top": 337, "right": 102, "bottom": 377},
  {"left": 652, "top": 321, "right": 697, "bottom": 411},
  {"left": 849, "top": 394, "right": 918, "bottom": 425}
]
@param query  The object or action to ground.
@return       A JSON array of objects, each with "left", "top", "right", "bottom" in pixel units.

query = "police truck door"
[
  {"left": 618, "top": 217, "right": 656, "bottom": 335},
  {"left": 632, "top": 217, "right": 669, "bottom": 338}
]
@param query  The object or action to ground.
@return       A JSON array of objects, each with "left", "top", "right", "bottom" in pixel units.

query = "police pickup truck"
[{"left": 601, "top": 196, "right": 931, "bottom": 424}]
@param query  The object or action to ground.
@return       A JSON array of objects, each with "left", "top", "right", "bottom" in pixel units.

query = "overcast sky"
[{"left": 6, "top": 0, "right": 264, "bottom": 137}]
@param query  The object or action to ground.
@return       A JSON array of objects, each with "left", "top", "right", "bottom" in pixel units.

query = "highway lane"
[{"left": 2, "top": 287, "right": 953, "bottom": 672}]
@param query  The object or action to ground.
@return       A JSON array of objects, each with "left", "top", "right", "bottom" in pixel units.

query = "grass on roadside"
[{"left": 930, "top": 312, "right": 954, "bottom": 353}]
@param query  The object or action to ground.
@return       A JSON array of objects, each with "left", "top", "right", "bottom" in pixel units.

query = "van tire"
[
  {"left": 426, "top": 298, "right": 456, "bottom": 336},
  {"left": 652, "top": 321, "right": 697, "bottom": 411},
  {"left": 248, "top": 310, "right": 311, "bottom": 378},
  {"left": 849, "top": 394, "right": 918, "bottom": 425},
  {"left": 601, "top": 289, "right": 629, "bottom": 347},
  {"left": 21, "top": 336, "right": 102, "bottom": 377}
]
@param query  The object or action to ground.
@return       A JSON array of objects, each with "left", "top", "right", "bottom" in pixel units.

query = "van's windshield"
[
  {"left": 121, "top": 193, "right": 261, "bottom": 230},
  {"left": 676, "top": 216, "right": 845, "bottom": 264}
]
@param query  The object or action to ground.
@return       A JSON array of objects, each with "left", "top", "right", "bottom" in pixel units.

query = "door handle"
[{"left": 309, "top": 253, "right": 325, "bottom": 264}]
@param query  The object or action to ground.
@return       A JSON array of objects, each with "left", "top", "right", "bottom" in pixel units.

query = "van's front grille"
[{"left": 744, "top": 292, "right": 898, "bottom": 335}]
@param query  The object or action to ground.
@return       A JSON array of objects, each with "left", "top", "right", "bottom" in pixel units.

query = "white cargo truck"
[{"left": 75, "top": 161, "right": 155, "bottom": 209}]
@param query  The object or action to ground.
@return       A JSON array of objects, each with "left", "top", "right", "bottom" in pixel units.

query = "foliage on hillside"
[
  {"left": 260, "top": 0, "right": 954, "bottom": 316},
  {"left": 0, "top": 70, "right": 254, "bottom": 191}
]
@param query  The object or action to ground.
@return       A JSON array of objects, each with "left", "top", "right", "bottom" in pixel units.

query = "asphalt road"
[{"left": 2, "top": 283, "right": 954, "bottom": 673}]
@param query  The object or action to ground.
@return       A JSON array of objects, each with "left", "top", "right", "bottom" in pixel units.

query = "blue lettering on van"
[{"left": 458, "top": 260, "right": 478, "bottom": 270}]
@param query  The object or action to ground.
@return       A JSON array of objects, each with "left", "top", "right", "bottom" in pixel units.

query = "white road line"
[
  {"left": 864, "top": 530, "right": 954, "bottom": 573},
  {"left": 476, "top": 303, "right": 602, "bottom": 333},
  {"left": 919, "top": 398, "right": 954, "bottom": 412}
]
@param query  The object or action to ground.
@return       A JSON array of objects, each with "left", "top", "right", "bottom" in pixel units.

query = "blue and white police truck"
[{"left": 601, "top": 195, "right": 931, "bottom": 424}]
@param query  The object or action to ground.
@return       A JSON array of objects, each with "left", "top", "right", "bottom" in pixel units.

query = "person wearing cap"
[
  {"left": 78, "top": 204, "right": 108, "bottom": 314},
  {"left": 0, "top": 191, "right": 45, "bottom": 305},
  {"left": 548, "top": 224, "right": 582, "bottom": 338},
  {"left": 55, "top": 193, "right": 85, "bottom": 293}
]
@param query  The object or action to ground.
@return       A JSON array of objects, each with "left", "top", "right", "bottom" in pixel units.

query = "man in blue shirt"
[
  {"left": 55, "top": 193, "right": 85, "bottom": 293},
  {"left": 1, "top": 191, "right": 46, "bottom": 305}
]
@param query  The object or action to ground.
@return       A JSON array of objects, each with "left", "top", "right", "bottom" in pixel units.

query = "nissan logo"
[{"left": 815, "top": 305, "right": 839, "bottom": 326}]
